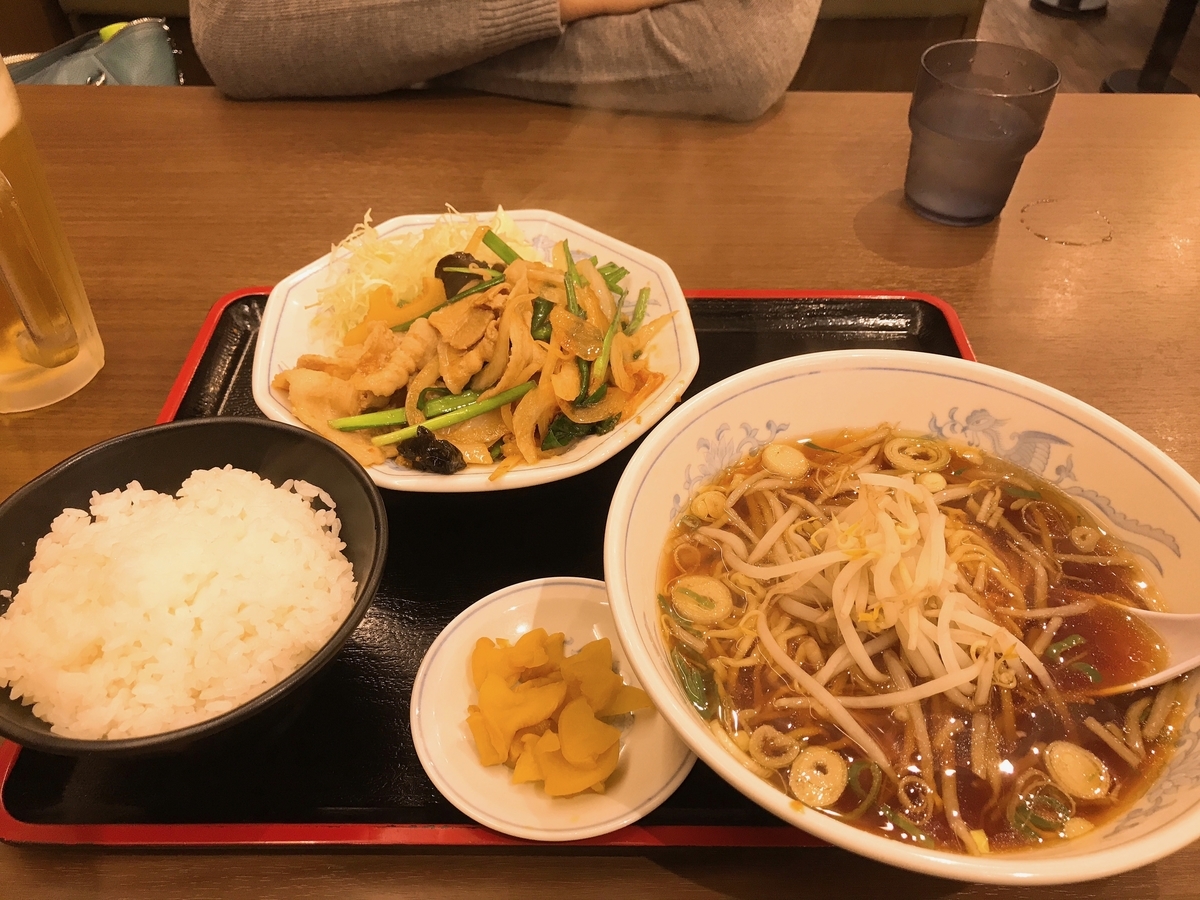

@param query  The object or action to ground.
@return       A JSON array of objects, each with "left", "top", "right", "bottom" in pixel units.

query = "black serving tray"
[{"left": 0, "top": 289, "right": 972, "bottom": 846}]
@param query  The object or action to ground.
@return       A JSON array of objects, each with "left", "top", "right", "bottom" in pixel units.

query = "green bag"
[{"left": 3, "top": 19, "right": 180, "bottom": 86}]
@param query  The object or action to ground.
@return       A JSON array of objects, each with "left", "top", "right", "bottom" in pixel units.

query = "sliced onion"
[
  {"left": 1045, "top": 740, "right": 1112, "bottom": 799},
  {"left": 748, "top": 725, "right": 801, "bottom": 769},
  {"left": 671, "top": 575, "right": 734, "bottom": 625},
  {"left": 789, "top": 746, "right": 848, "bottom": 808},
  {"left": 761, "top": 443, "right": 810, "bottom": 479},
  {"left": 884, "top": 437, "right": 951, "bottom": 473}
]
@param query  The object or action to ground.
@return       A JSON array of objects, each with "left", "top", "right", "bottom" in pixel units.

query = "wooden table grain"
[{"left": 2, "top": 86, "right": 1200, "bottom": 899}]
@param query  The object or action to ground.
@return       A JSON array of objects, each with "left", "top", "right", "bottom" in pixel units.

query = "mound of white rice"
[{"left": 0, "top": 466, "right": 358, "bottom": 740}]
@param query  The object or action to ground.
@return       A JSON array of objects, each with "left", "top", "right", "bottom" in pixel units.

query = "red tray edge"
[
  {"left": 1, "top": 286, "right": 972, "bottom": 849},
  {"left": 0, "top": 740, "right": 817, "bottom": 848},
  {"left": 156, "top": 285, "right": 276, "bottom": 425}
]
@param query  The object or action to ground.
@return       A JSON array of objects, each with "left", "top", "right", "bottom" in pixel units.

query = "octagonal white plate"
[
  {"left": 252, "top": 210, "right": 699, "bottom": 492},
  {"left": 410, "top": 577, "right": 695, "bottom": 842}
]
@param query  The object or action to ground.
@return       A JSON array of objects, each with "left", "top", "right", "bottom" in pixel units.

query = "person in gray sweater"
[{"left": 190, "top": 0, "right": 820, "bottom": 121}]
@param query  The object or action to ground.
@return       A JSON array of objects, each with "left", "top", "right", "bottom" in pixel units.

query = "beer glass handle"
[{"left": 0, "top": 168, "right": 79, "bottom": 368}]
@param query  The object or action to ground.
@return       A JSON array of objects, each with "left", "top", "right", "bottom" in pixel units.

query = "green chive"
[
  {"left": 481, "top": 229, "right": 519, "bottom": 265},
  {"left": 530, "top": 297, "right": 554, "bottom": 342},
  {"left": 591, "top": 293, "right": 623, "bottom": 388},
  {"left": 329, "top": 408, "right": 408, "bottom": 431},
  {"left": 441, "top": 266, "right": 504, "bottom": 279},
  {"left": 371, "top": 382, "right": 535, "bottom": 447},
  {"left": 422, "top": 390, "right": 480, "bottom": 418},
  {"left": 624, "top": 286, "right": 650, "bottom": 335}
]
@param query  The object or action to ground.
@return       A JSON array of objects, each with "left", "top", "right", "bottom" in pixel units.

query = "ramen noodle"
[{"left": 659, "top": 425, "right": 1185, "bottom": 853}]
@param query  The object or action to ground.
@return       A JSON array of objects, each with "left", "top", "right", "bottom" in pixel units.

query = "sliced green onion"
[
  {"left": 1069, "top": 661, "right": 1103, "bottom": 683},
  {"left": 1011, "top": 782, "right": 1074, "bottom": 840},
  {"left": 670, "top": 645, "right": 716, "bottom": 720},
  {"left": 1011, "top": 802, "right": 1044, "bottom": 842},
  {"left": 1026, "top": 794, "right": 1072, "bottom": 831},
  {"left": 1045, "top": 635, "right": 1087, "bottom": 659},
  {"left": 879, "top": 804, "right": 936, "bottom": 848},
  {"left": 677, "top": 587, "right": 715, "bottom": 610},
  {"left": 845, "top": 760, "right": 883, "bottom": 820},
  {"left": 659, "top": 593, "right": 700, "bottom": 632},
  {"left": 802, "top": 440, "right": 837, "bottom": 453},
  {"left": 1003, "top": 484, "right": 1042, "bottom": 500},
  {"left": 624, "top": 286, "right": 651, "bottom": 335},
  {"left": 481, "top": 229, "right": 519, "bottom": 265},
  {"left": 677, "top": 514, "right": 703, "bottom": 532},
  {"left": 372, "top": 382, "right": 535, "bottom": 447},
  {"left": 488, "top": 440, "right": 504, "bottom": 462}
]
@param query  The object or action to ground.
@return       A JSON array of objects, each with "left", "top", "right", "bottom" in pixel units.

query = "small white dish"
[
  {"left": 252, "top": 209, "right": 699, "bottom": 492},
  {"left": 410, "top": 576, "right": 694, "bottom": 842}
]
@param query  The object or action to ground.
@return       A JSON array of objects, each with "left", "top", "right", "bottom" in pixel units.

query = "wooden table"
[{"left": 3, "top": 87, "right": 1200, "bottom": 899}]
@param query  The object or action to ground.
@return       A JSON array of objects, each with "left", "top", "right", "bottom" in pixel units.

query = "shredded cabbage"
[{"left": 311, "top": 206, "right": 538, "bottom": 340}]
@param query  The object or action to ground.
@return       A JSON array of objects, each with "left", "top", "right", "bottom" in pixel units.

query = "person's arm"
[
  {"left": 559, "top": 0, "right": 678, "bottom": 20},
  {"left": 190, "top": 0, "right": 567, "bottom": 99},
  {"left": 441, "top": 0, "right": 821, "bottom": 122}
]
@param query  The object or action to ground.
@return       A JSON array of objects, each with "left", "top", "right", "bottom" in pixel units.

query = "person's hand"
[{"left": 559, "top": 0, "right": 683, "bottom": 23}]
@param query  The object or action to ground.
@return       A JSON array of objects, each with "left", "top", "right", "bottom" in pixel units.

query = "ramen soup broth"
[{"left": 659, "top": 425, "right": 1185, "bottom": 854}]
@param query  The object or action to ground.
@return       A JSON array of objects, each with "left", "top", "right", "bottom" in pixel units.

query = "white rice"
[{"left": 0, "top": 466, "right": 358, "bottom": 740}]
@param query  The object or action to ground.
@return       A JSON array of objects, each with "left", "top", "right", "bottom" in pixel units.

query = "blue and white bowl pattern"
[{"left": 605, "top": 349, "right": 1200, "bottom": 885}]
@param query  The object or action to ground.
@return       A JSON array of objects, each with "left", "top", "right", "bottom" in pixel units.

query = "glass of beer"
[
  {"left": 0, "top": 60, "right": 103, "bottom": 413},
  {"left": 904, "top": 41, "right": 1060, "bottom": 226}
]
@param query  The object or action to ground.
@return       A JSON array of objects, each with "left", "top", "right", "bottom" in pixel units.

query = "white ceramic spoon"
[{"left": 1091, "top": 605, "right": 1200, "bottom": 695}]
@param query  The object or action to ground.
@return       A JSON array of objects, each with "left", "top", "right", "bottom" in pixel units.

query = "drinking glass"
[
  {"left": 904, "top": 40, "right": 1061, "bottom": 226},
  {"left": 0, "top": 61, "right": 103, "bottom": 413}
]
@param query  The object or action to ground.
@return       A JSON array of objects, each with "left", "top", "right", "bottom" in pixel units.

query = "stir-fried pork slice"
[
  {"left": 428, "top": 289, "right": 505, "bottom": 346},
  {"left": 438, "top": 319, "right": 499, "bottom": 394},
  {"left": 272, "top": 367, "right": 385, "bottom": 467},
  {"left": 350, "top": 317, "right": 439, "bottom": 397},
  {"left": 290, "top": 354, "right": 358, "bottom": 379},
  {"left": 440, "top": 306, "right": 494, "bottom": 351}
]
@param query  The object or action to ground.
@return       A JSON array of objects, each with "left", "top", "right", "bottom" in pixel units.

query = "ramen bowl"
[{"left": 604, "top": 349, "right": 1200, "bottom": 884}]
